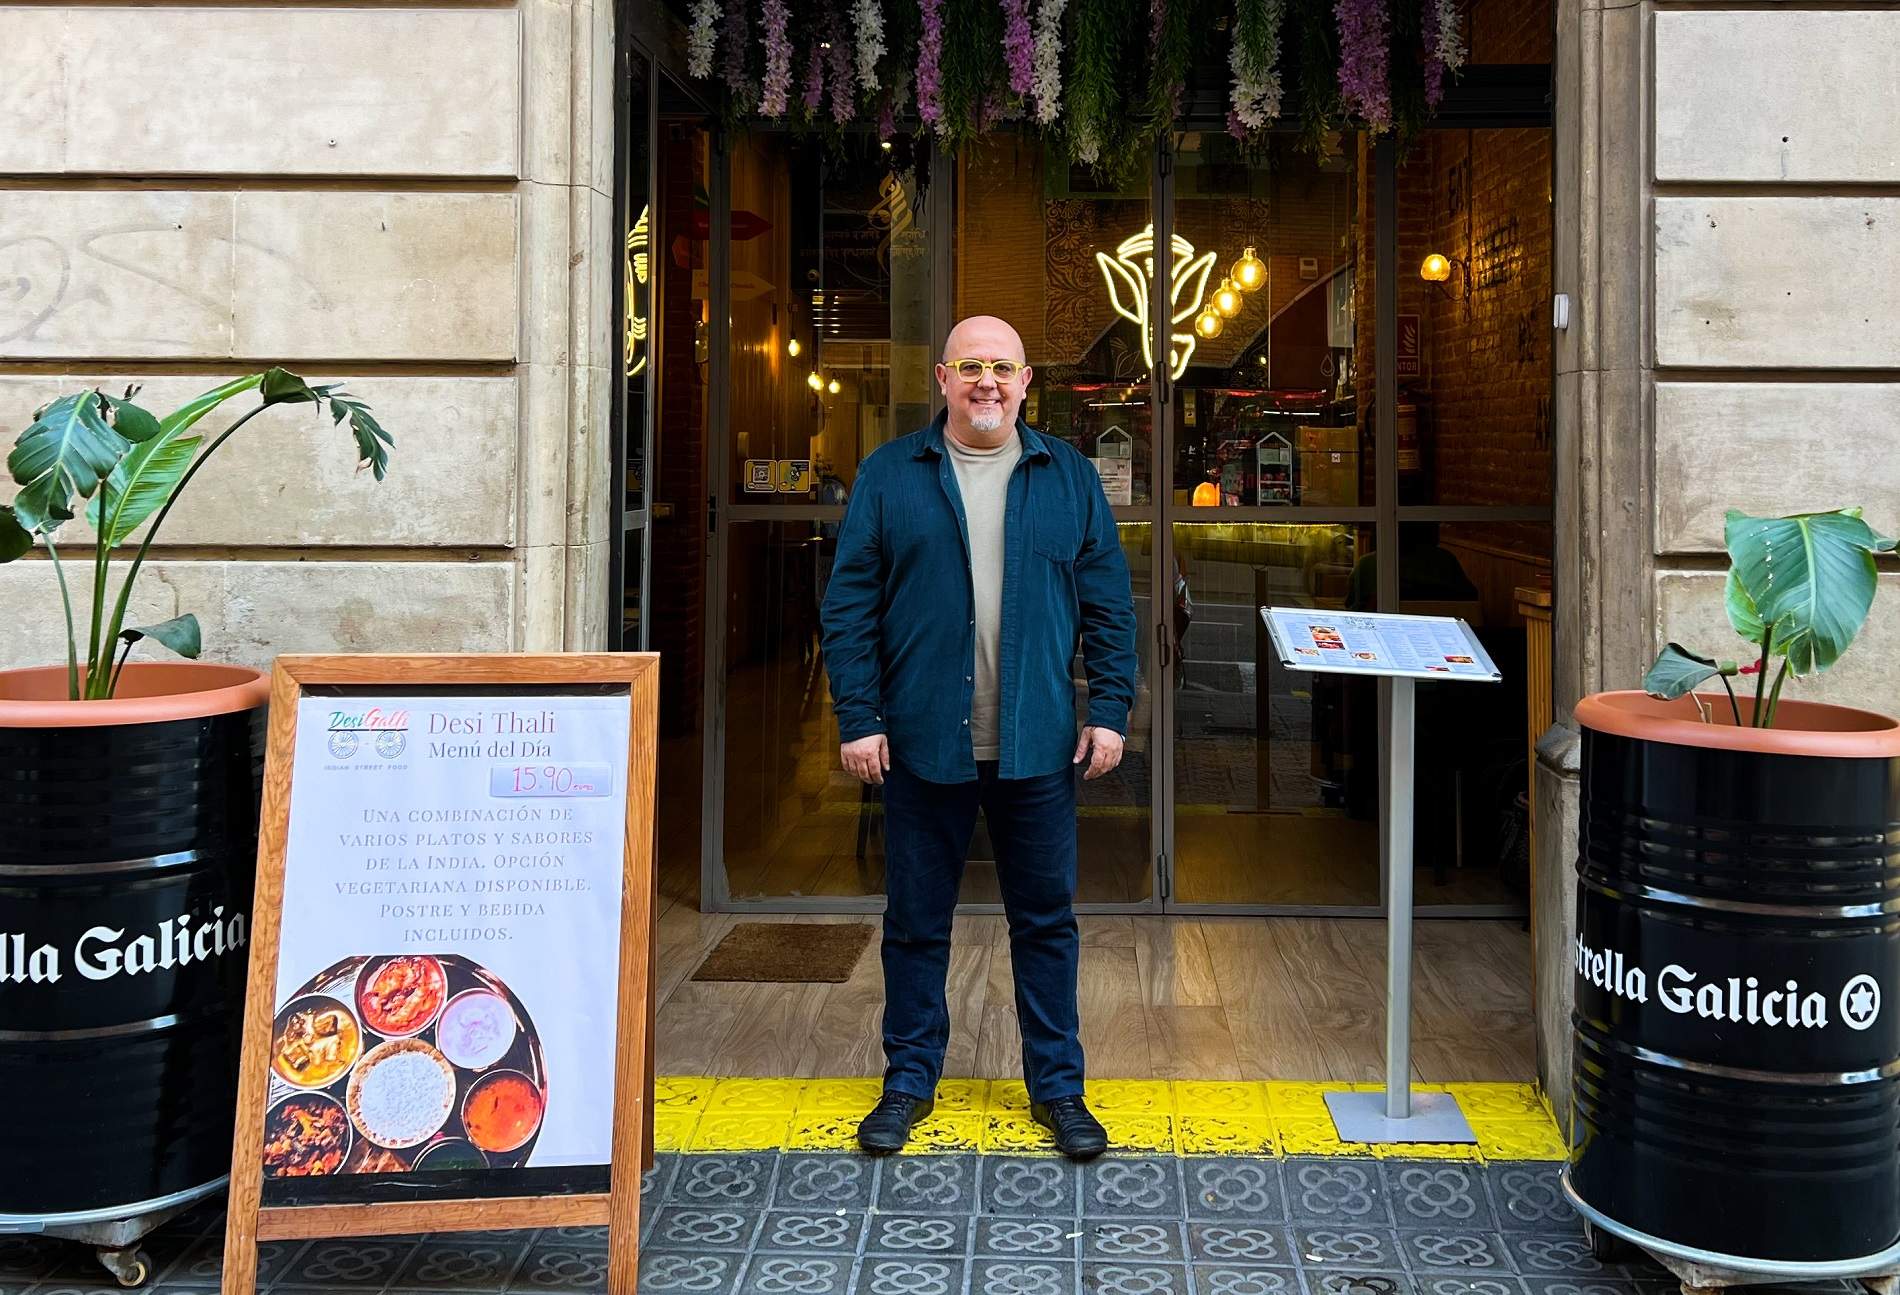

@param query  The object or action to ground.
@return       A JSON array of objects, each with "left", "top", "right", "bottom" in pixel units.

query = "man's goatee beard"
[{"left": 970, "top": 410, "right": 1004, "bottom": 432}]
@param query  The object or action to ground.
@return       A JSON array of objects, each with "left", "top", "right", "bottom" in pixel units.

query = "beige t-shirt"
[{"left": 946, "top": 429, "right": 1022, "bottom": 761}]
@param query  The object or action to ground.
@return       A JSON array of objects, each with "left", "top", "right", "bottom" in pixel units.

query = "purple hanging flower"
[
  {"left": 760, "top": 0, "right": 793, "bottom": 117},
  {"left": 917, "top": 0, "right": 945, "bottom": 130},
  {"left": 1001, "top": 0, "right": 1035, "bottom": 97},
  {"left": 1420, "top": 0, "right": 1443, "bottom": 107},
  {"left": 829, "top": 15, "right": 855, "bottom": 121},
  {"left": 802, "top": 41, "right": 826, "bottom": 111},
  {"left": 722, "top": 0, "right": 752, "bottom": 102},
  {"left": 878, "top": 92, "right": 898, "bottom": 140},
  {"left": 1335, "top": 0, "right": 1391, "bottom": 131}
]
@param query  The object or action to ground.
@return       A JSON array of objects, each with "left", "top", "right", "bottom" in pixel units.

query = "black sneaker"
[
  {"left": 857, "top": 1091, "right": 935, "bottom": 1155},
  {"left": 1031, "top": 1095, "right": 1109, "bottom": 1161}
]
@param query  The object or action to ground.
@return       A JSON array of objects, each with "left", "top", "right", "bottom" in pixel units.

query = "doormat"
[{"left": 691, "top": 922, "right": 876, "bottom": 983}]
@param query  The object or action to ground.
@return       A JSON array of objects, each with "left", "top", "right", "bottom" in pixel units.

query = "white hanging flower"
[
  {"left": 853, "top": 0, "right": 885, "bottom": 91},
  {"left": 1229, "top": 0, "right": 1284, "bottom": 130},
  {"left": 1071, "top": 118, "right": 1101, "bottom": 165},
  {"left": 1031, "top": 0, "right": 1067, "bottom": 125},
  {"left": 1434, "top": 0, "right": 1466, "bottom": 70},
  {"left": 687, "top": 0, "right": 720, "bottom": 78}
]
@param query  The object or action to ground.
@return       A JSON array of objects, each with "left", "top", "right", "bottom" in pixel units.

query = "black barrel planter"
[
  {"left": 1567, "top": 690, "right": 1900, "bottom": 1269},
  {"left": 0, "top": 663, "right": 268, "bottom": 1248}
]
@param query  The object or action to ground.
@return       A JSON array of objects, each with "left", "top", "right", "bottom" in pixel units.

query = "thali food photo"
[{"left": 260, "top": 954, "right": 547, "bottom": 1179}]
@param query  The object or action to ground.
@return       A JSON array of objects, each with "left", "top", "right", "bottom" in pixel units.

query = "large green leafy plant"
[
  {"left": 1644, "top": 508, "right": 1894, "bottom": 727},
  {"left": 0, "top": 370, "right": 392, "bottom": 700}
]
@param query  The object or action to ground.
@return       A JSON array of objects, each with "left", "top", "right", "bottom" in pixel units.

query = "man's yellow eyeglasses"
[{"left": 945, "top": 358, "right": 1026, "bottom": 383}]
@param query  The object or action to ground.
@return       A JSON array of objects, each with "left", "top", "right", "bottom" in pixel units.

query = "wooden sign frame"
[{"left": 222, "top": 654, "right": 659, "bottom": 1295}]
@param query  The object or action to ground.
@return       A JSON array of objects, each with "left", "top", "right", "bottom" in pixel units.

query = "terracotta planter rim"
[
  {"left": 1577, "top": 689, "right": 1900, "bottom": 758},
  {"left": 0, "top": 662, "right": 271, "bottom": 728}
]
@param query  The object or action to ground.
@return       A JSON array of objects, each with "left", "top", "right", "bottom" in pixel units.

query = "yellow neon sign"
[
  {"left": 625, "top": 204, "right": 650, "bottom": 377},
  {"left": 1095, "top": 223, "right": 1218, "bottom": 381}
]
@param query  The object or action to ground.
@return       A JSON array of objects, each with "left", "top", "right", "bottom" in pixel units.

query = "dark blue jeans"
[{"left": 880, "top": 757, "right": 1084, "bottom": 1104}]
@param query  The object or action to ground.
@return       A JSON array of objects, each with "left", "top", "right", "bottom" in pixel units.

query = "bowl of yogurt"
[{"left": 435, "top": 988, "right": 519, "bottom": 1071}]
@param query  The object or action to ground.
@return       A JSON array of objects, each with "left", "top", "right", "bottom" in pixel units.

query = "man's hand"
[
  {"left": 841, "top": 734, "right": 890, "bottom": 785},
  {"left": 1072, "top": 726, "right": 1125, "bottom": 781}
]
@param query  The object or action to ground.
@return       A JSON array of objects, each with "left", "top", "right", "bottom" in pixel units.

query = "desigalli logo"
[
  {"left": 1578, "top": 937, "right": 1882, "bottom": 1032},
  {"left": 327, "top": 707, "right": 409, "bottom": 760}
]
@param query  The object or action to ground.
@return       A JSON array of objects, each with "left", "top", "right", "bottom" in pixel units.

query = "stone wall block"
[
  {"left": 1533, "top": 727, "right": 1581, "bottom": 1129},
  {"left": 2, "top": 9, "right": 520, "bottom": 176},
  {"left": 1656, "top": 571, "right": 1900, "bottom": 713},
  {"left": 234, "top": 192, "right": 518, "bottom": 361},
  {"left": 0, "top": 375, "right": 519, "bottom": 548},
  {"left": 1593, "top": 2, "right": 1644, "bottom": 373},
  {"left": 1656, "top": 198, "right": 1900, "bottom": 369},
  {"left": 518, "top": 544, "right": 567, "bottom": 652},
  {"left": 0, "top": 191, "right": 236, "bottom": 359},
  {"left": 565, "top": 539, "right": 609, "bottom": 649},
  {"left": 589, "top": 0, "right": 617, "bottom": 199},
  {"left": 520, "top": 182, "right": 575, "bottom": 367},
  {"left": 519, "top": 362, "right": 573, "bottom": 550},
  {"left": 521, "top": 0, "right": 577, "bottom": 186},
  {"left": 1655, "top": 11, "right": 1900, "bottom": 184},
  {"left": 568, "top": 364, "right": 614, "bottom": 547},
  {"left": 1655, "top": 383, "right": 1900, "bottom": 554},
  {"left": 0, "top": 560, "right": 513, "bottom": 670}
]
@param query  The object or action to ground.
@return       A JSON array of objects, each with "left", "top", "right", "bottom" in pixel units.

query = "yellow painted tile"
[
  {"left": 1087, "top": 1079, "right": 1173, "bottom": 1114},
  {"left": 706, "top": 1078, "right": 805, "bottom": 1114},
  {"left": 934, "top": 1079, "right": 991, "bottom": 1113},
  {"left": 1371, "top": 1141, "right": 1482, "bottom": 1161},
  {"left": 991, "top": 1080, "right": 1032, "bottom": 1111},
  {"left": 1265, "top": 1083, "right": 1336, "bottom": 1120},
  {"left": 1177, "top": 1117, "right": 1279, "bottom": 1156},
  {"left": 1275, "top": 1117, "right": 1370, "bottom": 1157},
  {"left": 1101, "top": 1114, "right": 1176, "bottom": 1153},
  {"left": 654, "top": 1109, "right": 702, "bottom": 1152},
  {"left": 1477, "top": 1122, "right": 1569, "bottom": 1162},
  {"left": 912, "top": 1113, "right": 986, "bottom": 1153},
  {"left": 1446, "top": 1083, "right": 1548, "bottom": 1121},
  {"left": 655, "top": 1076, "right": 717, "bottom": 1110},
  {"left": 690, "top": 1112, "right": 791, "bottom": 1152},
  {"left": 1173, "top": 1082, "right": 1270, "bottom": 1117},
  {"left": 787, "top": 1113, "right": 864, "bottom": 1152},
  {"left": 796, "top": 1079, "right": 884, "bottom": 1114},
  {"left": 982, "top": 1113, "right": 1058, "bottom": 1154}
]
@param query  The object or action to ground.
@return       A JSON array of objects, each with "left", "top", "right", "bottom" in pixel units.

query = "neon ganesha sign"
[{"left": 1095, "top": 223, "right": 1219, "bottom": 382}]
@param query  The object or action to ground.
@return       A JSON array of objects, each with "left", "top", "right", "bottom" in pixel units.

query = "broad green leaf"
[
  {"left": 1727, "top": 508, "right": 1891, "bottom": 676},
  {"left": 86, "top": 434, "right": 203, "bottom": 545},
  {"left": 7, "top": 392, "right": 127, "bottom": 532},
  {"left": 1643, "top": 643, "right": 1725, "bottom": 700},
  {"left": 259, "top": 367, "right": 323, "bottom": 406},
  {"left": 102, "top": 395, "right": 161, "bottom": 443},
  {"left": 154, "top": 374, "right": 263, "bottom": 441},
  {"left": 329, "top": 393, "right": 395, "bottom": 481},
  {"left": 1725, "top": 567, "right": 1770, "bottom": 647},
  {"left": 0, "top": 505, "right": 32, "bottom": 562},
  {"left": 121, "top": 613, "right": 201, "bottom": 659}
]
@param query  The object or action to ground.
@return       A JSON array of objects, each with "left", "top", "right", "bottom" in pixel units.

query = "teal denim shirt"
[{"left": 819, "top": 410, "right": 1139, "bottom": 784}]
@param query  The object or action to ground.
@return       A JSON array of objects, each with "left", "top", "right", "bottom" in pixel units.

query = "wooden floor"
[{"left": 653, "top": 901, "right": 1536, "bottom": 1084}]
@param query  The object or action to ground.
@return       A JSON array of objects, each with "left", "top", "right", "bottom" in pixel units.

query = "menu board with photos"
[
  {"left": 224, "top": 655, "right": 657, "bottom": 1295},
  {"left": 1262, "top": 608, "right": 1500, "bottom": 681}
]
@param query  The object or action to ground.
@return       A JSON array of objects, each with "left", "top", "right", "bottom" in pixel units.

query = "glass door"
[{"left": 612, "top": 46, "right": 653, "bottom": 650}]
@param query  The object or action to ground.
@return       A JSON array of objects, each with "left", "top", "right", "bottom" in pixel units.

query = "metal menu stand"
[{"left": 1261, "top": 607, "right": 1502, "bottom": 1144}]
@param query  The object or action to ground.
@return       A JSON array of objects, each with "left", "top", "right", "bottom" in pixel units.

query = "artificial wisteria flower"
[
  {"left": 722, "top": 0, "right": 752, "bottom": 103},
  {"left": 687, "top": 0, "right": 720, "bottom": 78},
  {"left": 760, "top": 0, "right": 794, "bottom": 117},
  {"left": 1030, "top": 0, "right": 1067, "bottom": 125},
  {"left": 1421, "top": 0, "right": 1464, "bottom": 108},
  {"left": 917, "top": 0, "right": 946, "bottom": 130},
  {"left": 828, "top": 19, "right": 856, "bottom": 121},
  {"left": 853, "top": 0, "right": 885, "bottom": 92},
  {"left": 1229, "top": 0, "right": 1285, "bottom": 132},
  {"left": 803, "top": 41, "right": 826, "bottom": 112},
  {"left": 1335, "top": 0, "right": 1391, "bottom": 131},
  {"left": 1001, "top": 0, "right": 1035, "bottom": 97}
]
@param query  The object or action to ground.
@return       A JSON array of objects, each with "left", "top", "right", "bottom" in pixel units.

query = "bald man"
[{"left": 819, "top": 316, "right": 1138, "bottom": 1159}]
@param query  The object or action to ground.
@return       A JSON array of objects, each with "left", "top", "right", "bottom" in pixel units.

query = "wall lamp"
[{"left": 1420, "top": 252, "right": 1472, "bottom": 316}]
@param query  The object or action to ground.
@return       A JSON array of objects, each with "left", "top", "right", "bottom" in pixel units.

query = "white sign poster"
[
  {"left": 1094, "top": 426, "right": 1133, "bottom": 506},
  {"left": 1262, "top": 608, "right": 1500, "bottom": 682},
  {"left": 263, "top": 693, "right": 630, "bottom": 1178}
]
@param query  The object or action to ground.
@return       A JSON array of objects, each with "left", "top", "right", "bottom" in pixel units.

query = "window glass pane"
[
  {"left": 728, "top": 134, "right": 934, "bottom": 502},
  {"left": 957, "top": 135, "right": 1155, "bottom": 505},
  {"left": 1395, "top": 129, "right": 1553, "bottom": 507},
  {"left": 1170, "top": 133, "right": 1368, "bottom": 507},
  {"left": 622, "top": 54, "right": 650, "bottom": 515}
]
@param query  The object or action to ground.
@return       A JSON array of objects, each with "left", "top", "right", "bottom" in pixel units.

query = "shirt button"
[{"left": 962, "top": 719, "right": 969, "bottom": 726}]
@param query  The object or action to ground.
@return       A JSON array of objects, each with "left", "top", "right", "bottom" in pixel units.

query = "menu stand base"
[{"left": 1325, "top": 1090, "right": 1477, "bottom": 1144}]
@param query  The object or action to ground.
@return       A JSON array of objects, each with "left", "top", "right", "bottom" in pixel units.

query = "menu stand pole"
[{"left": 1324, "top": 676, "right": 1477, "bottom": 1145}]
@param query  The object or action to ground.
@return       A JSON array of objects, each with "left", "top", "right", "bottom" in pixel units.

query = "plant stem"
[
  {"left": 1718, "top": 674, "right": 1742, "bottom": 727},
  {"left": 108, "top": 633, "right": 137, "bottom": 698},
  {"left": 87, "top": 476, "right": 113, "bottom": 698},
  {"left": 1752, "top": 618, "right": 1775, "bottom": 725},
  {"left": 98, "top": 403, "right": 277, "bottom": 674},
  {"left": 44, "top": 536, "right": 81, "bottom": 701},
  {"left": 1763, "top": 660, "right": 1791, "bottom": 729}
]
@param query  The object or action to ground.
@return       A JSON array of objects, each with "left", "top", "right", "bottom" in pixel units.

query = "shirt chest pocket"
[{"left": 1031, "top": 509, "right": 1081, "bottom": 566}]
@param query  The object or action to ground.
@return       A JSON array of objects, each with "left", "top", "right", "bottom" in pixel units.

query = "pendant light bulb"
[
  {"left": 1194, "top": 306, "right": 1224, "bottom": 339},
  {"left": 807, "top": 371, "right": 824, "bottom": 391},
  {"left": 788, "top": 336, "right": 802, "bottom": 357},
  {"left": 1214, "top": 277, "right": 1243, "bottom": 318},
  {"left": 827, "top": 376, "right": 841, "bottom": 395},
  {"left": 1233, "top": 246, "right": 1266, "bottom": 292}
]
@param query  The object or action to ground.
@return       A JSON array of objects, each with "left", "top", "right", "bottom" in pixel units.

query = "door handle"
[{"left": 1156, "top": 620, "right": 1173, "bottom": 671}]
